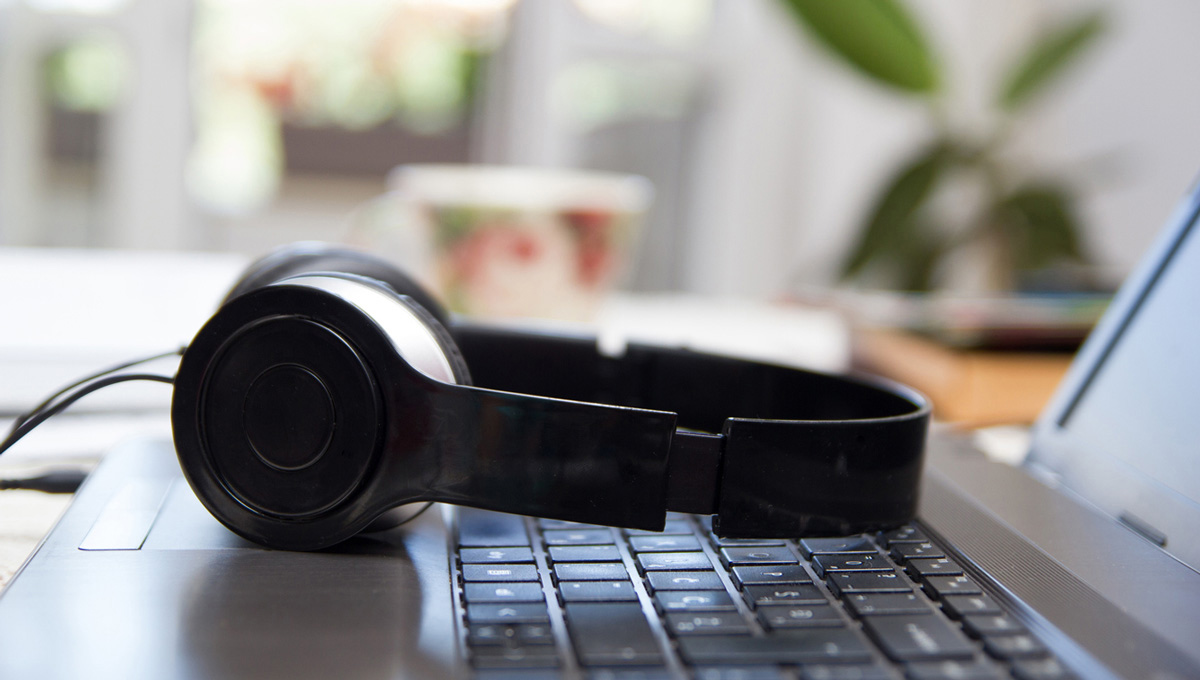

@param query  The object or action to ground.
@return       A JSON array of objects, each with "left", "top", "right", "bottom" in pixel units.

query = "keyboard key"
[
  {"left": 470, "top": 645, "right": 559, "bottom": 669},
  {"left": 941, "top": 594, "right": 1002, "bottom": 619},
  {"left": 646, "top": 571, "right": 724, "bottom": 591},
  {"left": 962, "top": 614, "right": 1026, "bottom": 638},
  {"left": 708, "top": 534, "right": 787, "bottom": 548},
  {"left": 983, "top": 634, "right": 1048, "bottom": 660},
  {"left": 458, "top": 509, "right": 529, "bottom": 547},
  {"left": 889, "top": 542, "right": 944, "bottom": 562},
  {"left": 906, "top": 558, "right": 963, "bottom": 579},
  {"left": 637, "top": 552, "right": 713, "bottom": 571},
  {"left": 625, "top": 520, "right": 692, "bottom": 536},
  {"left": 879, "top": 526, "right": 928, "bottom": 546},
  {"left": 559, "top": 581, "right": 639, "bottom": 602},
  {"left": 468, "top": 623, "right": 555, "bottom": 646},
  {"left": 799, "top": 536, "right": 875, "bottom": 557},
  {"left": 550, "top": 545, "right": 622, "bottom": 562},
  {"left": 475, "top": 670, "right": 562, "bottom": 680},
  {"left": 905, "top": 660, "right": 1005, "bottom": 680},
  {"left": 731, "top": 564, "right": 812, "bottom": 588},
  {"left": 507, "top": 623, "right": 556, "bottom": 646},
  {"left": 720, "top": 546, "right": 797, "bottom": 567},
  {"left": 826, "top": 571, "right": 911, "bottom": 595},
  {"left": 467, "top": 603, "right": 550, "bottom": 624},
  {"left": 464, "top": 582, "right": 545, "bottom": 603},
  {"left": 461, "top": 547, "right": 535, "bottom": 564},
  {"left": 742, "top": 584, "right": 827, "bottom": 606},
  {"left": 694, "top": 667, "right": 787, "bottom": 680},
  {"left": 801, "top": 665, "right": 894, "bottom": 680},
  {"left": 543, "top": 529, "right": 615, "bottom": 546},
  {"left": 676, "top": 630, "right": 872, "bottom": 664},
  {"left": 811, "top": 552, "right": 890, "bottom": 576},
  {"left": 555, "top": 563, "right": 629, "bottom": 581},
  {"left": 654, "top": 590, "right": 736, "bottom": 612},
  {"left": 589, "top": 668, "right": 674, "bottom": 680},
  {"left": 463, "top": 564, "right": 539, "bottom": 582},
  {"left": 923, "top": 575, "right": 982, "bottom": 599},
  {"left": 757, "top": 604, "right": 843, "bottom": 629},
  {"left": 538, "top": 519, "right": 604, "bottom": 530},
  {"left": 862, "top": 614, "right": 975, "bottom": 661},
  {"left": 665, "top": 612, "right": 751, "bottom": 636},
  {"left": 842, "top": 592, "right": 931, "bottom": 617},
  {"left": 564, "top": 603, "right": 663, "bottom": 666},
  {"left": 1010, "top": 657, "right": 1076, "bottom": 680},
  {"left": 629, "top": 535, "right": 701, "bottom": 552}
]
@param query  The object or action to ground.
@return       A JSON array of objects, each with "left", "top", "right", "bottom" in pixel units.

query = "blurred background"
[
  {"left": 3, "top": 1, "right": 1200, "bottom": 567},
  {"left": 3, "top": 0, "right": 1199, "bottom": 299},
  {"left": 5, "top": 0, "right": 1200, "bottom": 584}
]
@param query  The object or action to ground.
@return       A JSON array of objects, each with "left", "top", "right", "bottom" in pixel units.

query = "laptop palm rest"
[{"left": 0, "top": 438, "right": 461, "bottom": 680}]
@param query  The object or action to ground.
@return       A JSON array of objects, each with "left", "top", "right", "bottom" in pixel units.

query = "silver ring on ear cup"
[
  {"left": 225, "top": 243, "right": 455, "bottom": 328},
  {"left": 276, "top": 275, "right": 470, "bottom": 386}
]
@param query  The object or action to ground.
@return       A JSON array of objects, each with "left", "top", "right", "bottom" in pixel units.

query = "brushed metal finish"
[
  {"left": 0, "top": 438, "right": 461, "bottom": 680},
  {"left": 923, "top": 436, "right": 1200, "bottom": 680},
  {"left": 285, "top": 275, "right": 460, "bottom": 385}
]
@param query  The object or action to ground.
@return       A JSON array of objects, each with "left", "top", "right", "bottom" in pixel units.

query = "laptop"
[{"left": 1, "top": 184, "right": 1199, "bottom": 680}]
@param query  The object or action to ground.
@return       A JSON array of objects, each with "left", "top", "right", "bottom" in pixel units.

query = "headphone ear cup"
[{"left": 225, "top": 242, "right": 453, "bottom": 329}]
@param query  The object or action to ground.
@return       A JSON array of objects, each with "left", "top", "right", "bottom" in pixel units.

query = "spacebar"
[
  {"left": 677, "top": 631, "right": 871, "bottom": 664},
  {"left": 564, "top": 603, "right": 663, "bottom": 666}
]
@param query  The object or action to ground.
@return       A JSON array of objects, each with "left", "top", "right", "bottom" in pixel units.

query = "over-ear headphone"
[{"left": 171, "top": 244, "right": 930, "bottom": 551}]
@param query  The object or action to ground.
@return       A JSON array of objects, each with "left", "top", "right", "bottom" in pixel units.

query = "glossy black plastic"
[
  {"left": 453, "top": 326, "right": 930, "bottom": 537},
  {"left": 173, "top": 285, "right": 680, "bottom": 550},
  {"left": 173, "top": 248, "right": 931, "bottom": 551}
]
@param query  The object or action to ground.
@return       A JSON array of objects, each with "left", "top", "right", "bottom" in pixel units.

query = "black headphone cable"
[
  {"left": 0, "top": 349, "right": 184, "bottom": 491},
  {"left": 5, "top": 346, "right": 184, "bottom": 438}
]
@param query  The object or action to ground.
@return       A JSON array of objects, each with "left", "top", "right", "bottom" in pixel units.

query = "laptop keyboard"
[{"left": 453, "top": 509, "right": 1076, "bottom": 680}]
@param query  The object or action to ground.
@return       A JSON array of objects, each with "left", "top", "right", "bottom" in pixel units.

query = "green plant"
[{"left": 781, "top": 0, "right": 1105, "bottom": 291}]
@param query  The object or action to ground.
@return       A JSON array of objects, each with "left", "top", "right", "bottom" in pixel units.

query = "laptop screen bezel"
[{"left": 1029, "top": 175, "right": 1200, "bottom": 570}]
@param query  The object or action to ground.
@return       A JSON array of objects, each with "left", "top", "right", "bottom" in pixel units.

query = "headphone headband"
[{"left": 453, "top": 325, "right": 930, "bottom": 537}]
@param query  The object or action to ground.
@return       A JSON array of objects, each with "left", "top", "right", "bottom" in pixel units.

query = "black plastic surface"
[
  {"left": 174, "top": 284, "right": 681, "bottom": 549},
  {"left": 173, "top": 246, "right": 930, "bottom": 550},
  {"left": 453, "top": 325, "right": 930, "bottom": 538}
]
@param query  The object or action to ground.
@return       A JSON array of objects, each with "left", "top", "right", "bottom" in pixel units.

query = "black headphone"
[{"left": 171, "top": 244, "right": 931, "bottom": 551}]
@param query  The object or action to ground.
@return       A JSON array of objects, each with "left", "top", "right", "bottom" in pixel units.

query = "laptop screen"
[{"left": 1033, "top": 183, "right": 1200, "bottom": 570}]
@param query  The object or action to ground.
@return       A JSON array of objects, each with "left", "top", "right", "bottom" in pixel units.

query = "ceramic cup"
[{"left": 350, "top": 164, "right": 652, "bottom": 320}]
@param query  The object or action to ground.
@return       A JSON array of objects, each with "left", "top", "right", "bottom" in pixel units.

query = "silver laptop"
[{"left": 2, "top": 182, "right": 1199, "bottom": 680}]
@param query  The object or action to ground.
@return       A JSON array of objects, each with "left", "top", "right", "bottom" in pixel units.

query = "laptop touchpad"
[{"left": 79, "top": 478, "right": 173, "bottom": 551}]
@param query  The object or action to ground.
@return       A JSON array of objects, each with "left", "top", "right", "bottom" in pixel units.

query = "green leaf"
[
  {"left": 998, "top": 10, "right": 1105, "bottom": 112},
  {"left": 839, "top": 144, "right": 952, "bottom": 283},
  {"left": 895, "top": 232, "right": 945, "bottom": 291},
  {"left": 781, "top": 0, "right": 940, "bottom": 94},
  {"left": 993, "top": 184, "right": 1086, "bottom": 271}
]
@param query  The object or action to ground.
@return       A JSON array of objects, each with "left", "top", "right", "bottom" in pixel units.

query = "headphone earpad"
[{"left": 225, "top": 243, "right": 453, "bottom": 328}]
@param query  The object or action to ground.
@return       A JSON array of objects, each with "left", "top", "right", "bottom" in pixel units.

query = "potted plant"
[{"left": 781, "top": 0, "right": 1106, "bottom": 292}]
